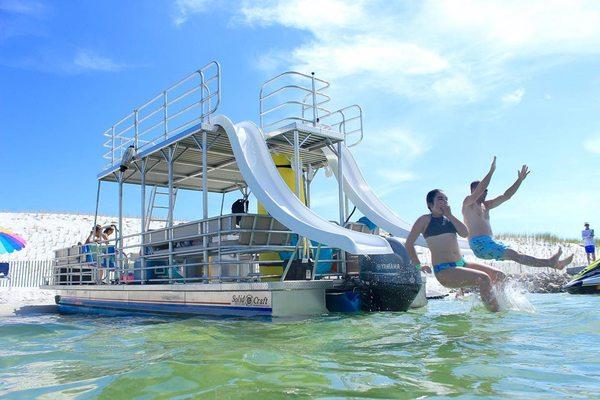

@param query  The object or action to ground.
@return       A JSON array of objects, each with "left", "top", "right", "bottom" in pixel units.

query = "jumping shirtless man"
[{"left": 462, "top": 157, "right": 573, "bottom": 269}]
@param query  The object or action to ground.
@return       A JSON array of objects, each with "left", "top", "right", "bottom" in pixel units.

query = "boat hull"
[{"left": 44, "top": 281, "right": 332, "bottom": 318}]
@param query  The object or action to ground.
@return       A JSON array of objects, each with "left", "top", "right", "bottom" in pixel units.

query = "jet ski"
[{"left": 563, "top": 259, "right": 600, "bottom": 294}]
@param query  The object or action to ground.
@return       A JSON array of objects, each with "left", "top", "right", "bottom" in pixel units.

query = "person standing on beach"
[
  {"left": 582, "top": 222, "right": 595, "bottom": 264},
  {"left": 462, "top": 157, "right": 573, "bottom": 270}
]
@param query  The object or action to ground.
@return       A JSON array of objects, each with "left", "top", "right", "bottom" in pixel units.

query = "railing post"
[
  {"left": 134, "top": 109, "right": 139, "bottom": 149},
  {"left": 198, "top": 70, "right": 205, "bottom": 123},
  {"left": 163, "top": 91, "right": 168, "bottom": 140},
  {"left": 311, "top": 72, "right": 317, "bottom": 126},
  {"left": 111, "top": 126, "right": 115, "bottom": 165}
]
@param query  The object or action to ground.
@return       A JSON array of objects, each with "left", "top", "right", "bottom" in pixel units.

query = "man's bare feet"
[
  {"left": 555, "top": 254, "right": 574, "bottom": 270},
  {"left": 548, "top": 247, "right": 562, "bottom": 267}
]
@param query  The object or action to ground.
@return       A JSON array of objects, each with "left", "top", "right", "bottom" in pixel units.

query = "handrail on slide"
[{"left": 212, "top": 115, "right": 392, "bottom": 255}]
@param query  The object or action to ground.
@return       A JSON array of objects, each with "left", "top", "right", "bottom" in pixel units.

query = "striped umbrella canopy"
[{"left": 0, "top": 227, "right": 26, "bottom": 255}]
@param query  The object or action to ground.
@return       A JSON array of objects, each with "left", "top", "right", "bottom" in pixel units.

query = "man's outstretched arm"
[
  {"left": 485, "top": 165, "right": 530, "bottom": 209},
  {"left": 464, "top": 156, "right": 496, "bottom": 206}
]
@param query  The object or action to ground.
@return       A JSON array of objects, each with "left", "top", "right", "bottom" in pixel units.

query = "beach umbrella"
[{"left": 0, "top": 227, "right": 26, "bottom": 254}]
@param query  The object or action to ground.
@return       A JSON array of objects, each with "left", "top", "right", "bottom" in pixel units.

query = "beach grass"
[{"left": 497, "top": 232, "right": 585, "bottom": 245}]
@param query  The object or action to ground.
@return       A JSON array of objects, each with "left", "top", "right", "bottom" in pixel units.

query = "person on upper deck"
[
  {"left": 462, "top": 156, "right": 573, "bottom": 269},
  {"left": 406, "top": 189, "right": 505, "bottom": 312}
]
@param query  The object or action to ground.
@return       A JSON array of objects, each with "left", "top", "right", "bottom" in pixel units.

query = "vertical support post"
[
  {"left": 134, "top": 109, "right": 139, "bottom": 149},
  {"left": 337, "top": 142, "right": 346, "bottom": 273},
  {"left": 293, "top": 130, "right": 302, "bottom": 198},
  {"left": 140, "top": 158, "right": 147, "bottom": 284},
  {"left": 337, "top": 143, "right": 345, "bottom": 225},
  {"left": 311, "top": 72, "right": 317, "bottom": 126},
  {"left": 293, "top": 129, "right": 307, "bottom": 260},
  {"left": 118, "top": 172, "right": 124, "bottom": 277},
  {"left": 93, "top": 180, "right": 102, "bottom": 229},
  {"left": 220, "top": 192, "right": 225, "bottom": 216},
  {"left": 163, "top": 91, "right": 168, "bottom": 140},
  {"left": 312, "top": 243, "right": 322, "bottom": 281},
  {"left": 167, "top": 146, "right": 174, "bottom": 282},
  {"left": 202, "top": 130, "right": 209, "bottom": 281}
]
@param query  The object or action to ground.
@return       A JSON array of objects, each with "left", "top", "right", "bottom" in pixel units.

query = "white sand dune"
[{"left": 0, "top": 211, "right": 148, "bottom": 262}]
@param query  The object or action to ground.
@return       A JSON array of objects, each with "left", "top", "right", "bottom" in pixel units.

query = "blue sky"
[{"left": 1, "top": 0, "right": 599, "bottom": 238}]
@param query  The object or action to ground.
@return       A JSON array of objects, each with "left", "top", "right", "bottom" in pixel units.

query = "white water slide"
[
  {"left": 323, "top": 145, "right": 470, "bottom": 250},
  {"left": 213, "top": 115, "right": 393, "bottom": 255}
]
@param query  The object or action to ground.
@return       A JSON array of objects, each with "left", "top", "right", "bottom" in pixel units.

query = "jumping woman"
[{"left": 406, "top": 189, "right": 505, "bottom": 312}]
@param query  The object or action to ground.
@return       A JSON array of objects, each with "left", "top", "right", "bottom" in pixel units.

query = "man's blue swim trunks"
[{"left": 469, "top": 235, "right": 508, "bottom": 260}]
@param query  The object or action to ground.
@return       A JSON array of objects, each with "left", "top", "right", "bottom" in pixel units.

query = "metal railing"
[
  {"left": 260, "top": 71, "right": 331, "bottom": 130},
  {"left": 102, "top": 61, "right": 221, "bottom": 169},
  {"left": 50, "top": 214, "right": 346, "bottom": 286},
  {"left": 320, "top": 105, "right": 364, "bottom": 147},
  {"left": 259, "top": 71, "right": 364, "bottom": 146},
  {"left": 0, "top": 260, "right": 53, "bottom": 287}
]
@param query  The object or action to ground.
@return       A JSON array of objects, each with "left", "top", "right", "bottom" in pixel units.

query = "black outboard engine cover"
[{"left": 358, "top": 237, "right": 421, "bottom": 312}]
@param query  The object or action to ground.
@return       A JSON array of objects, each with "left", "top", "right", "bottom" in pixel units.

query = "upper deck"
[{"left": 98, "top": 65, "right": 364, "bottom": 193}]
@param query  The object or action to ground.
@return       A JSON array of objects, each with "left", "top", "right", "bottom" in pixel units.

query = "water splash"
[{"left": 493, "top": 281, "right": 536, "bottom": 313}]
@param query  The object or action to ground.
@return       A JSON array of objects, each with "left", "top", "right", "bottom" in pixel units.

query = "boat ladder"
[{"left": 146, "top": 186, "right": 178, "bottom": 228}]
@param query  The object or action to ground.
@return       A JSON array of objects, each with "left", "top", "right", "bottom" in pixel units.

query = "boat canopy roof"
[{"left": 98, "top": 121, "right": 341, "bottom": 193}]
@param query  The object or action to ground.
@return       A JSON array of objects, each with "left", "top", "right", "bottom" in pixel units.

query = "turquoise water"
[{"left": 1, "top": 293, "right": 599, "bottom": 399}]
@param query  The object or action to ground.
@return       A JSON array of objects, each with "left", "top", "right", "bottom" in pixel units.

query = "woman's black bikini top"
[{"left": 423, "top": 214, "right": 457, "bottom": 238}]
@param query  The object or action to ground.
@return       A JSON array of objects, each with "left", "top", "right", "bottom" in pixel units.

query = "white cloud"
[
  {"left": 240, "top": 0, "right": 363, "bottom": 31},
  {"left": 502, "top": 88, "right": 525, "bottom": 105},
  {"left": 0, "top": 0, "right": 48, "bottom": 41},
  {"left": 364, "top": 128, "right": 430, "bottom": 159},
  {"left": 377, "top": 170, "right": 416, "bottom": 184},
  {"left": 583, "top": 136, "right": 600, "bottom": 154},
  {"left": 72, "top": 50, "right": 125, "bottom": 72},
  {"left": 233, "top": 0, "right": 600, "bottom": 103},
  {"left": 289, "top": 37, "right": 449, "bottom": 78},
  {"left": 174, "top": 1, "right": 600, "bottom": 102},
  {"left": 352, "top": 128, "right": 428, "bottom": 191},
  {"left": 173, "top": 0, "right": 213, "bottom": 25},
  {"left": 0, "top": 0, "right": 45, "bottom": 15}
]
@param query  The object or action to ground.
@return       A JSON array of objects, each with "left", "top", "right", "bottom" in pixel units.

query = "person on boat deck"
[
  {"left": 85, "top": 224, "right": 116, "bottom": 244},
  {"left": 85, "top": 225, "right": 103, "bottom": 244},
  {"left": 582, "top": 222, "right": 596, "bottom": 264},
  {"left": 462, "top": 156, "right": 573, "bottom": 270},
  {"left": 232, "top": 198, "right": 249, "bottom": 226},
  {"left": 406, "top": 189, "right": 505, "bottom": 312},
  {"left": 102, "top": 225, "right": 115, "bottom": 242}
]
